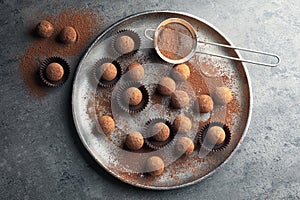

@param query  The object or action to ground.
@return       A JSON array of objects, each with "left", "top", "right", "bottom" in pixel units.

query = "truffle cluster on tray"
[{"left": 94, "top": 29, "right": 233, "bottom": 177}]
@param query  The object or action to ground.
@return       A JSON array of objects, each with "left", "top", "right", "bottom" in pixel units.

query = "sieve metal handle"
[
  {"left": 197, "top": 40, "right": 280, "bottom": 67},
  {"left": 144, "top": 28, "right": 155, "bottom": 41}
]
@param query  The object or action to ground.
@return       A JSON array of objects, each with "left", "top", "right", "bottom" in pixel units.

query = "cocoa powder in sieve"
[
  {"left": 19, "top": 8, "right": 104, "bottom": 97},
  {"left": 157, "top": 23, "right": 195, "bottom": 60}
]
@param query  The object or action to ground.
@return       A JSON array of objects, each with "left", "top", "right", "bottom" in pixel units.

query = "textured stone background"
[{"left": 0, "top": 0, "right": 299, "bottom": 199}]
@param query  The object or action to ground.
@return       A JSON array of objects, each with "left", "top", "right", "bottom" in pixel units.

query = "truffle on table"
[
  {"left": 213, "top": 87, "right": 232, "bottom": 105},
  {"left": 36, "top": 20, "right": 54, "bottom": 38},
  {"left": 151, "top": 122, "right": 170, "bottom": 142},
  {"left": 205, "top": 126, "right": 226, "bottom": 145},
  {"left": 172, "top": 63, "right": 190, "bottom": 81},
  {"left": 114, "top": 35, "right": 135, "bottom": 54},
  {"left": 99, "top": 62, "right": 117, "bottom": 81},
  {"left": 157, "top": 77, "right": 176, "bottom": 96},
  {"left": 97, "top": 115, "right": 115, "bottom": 135},
  {"left": 125, "top": 132, "right": 144, "bottom": 150},
  {"left": 145, "top": 156, "right": 164, "bottom": 176},
  {"left": 124, "top": 87, "right": 143, "bottom": 106},
  {"left": 59, "top": 26, "right": 77, "bottom": 44},
  {"left": 175, "top": 137, "right": 194, "bottom": 155},
  {"left": 46, "top": 62, "right": 64, "bottom": 81},
  {"left": 173, "top": 116, "right": 192, "bottom": 134},
  {"left": 196, "top": 94, "right": 214, "bottom": 113},
  {"left": 127, "top": 62, "right": 144, "bottom": 81},
  {"left": 171, "top": 90, "right": 190, "bottom": 109}
]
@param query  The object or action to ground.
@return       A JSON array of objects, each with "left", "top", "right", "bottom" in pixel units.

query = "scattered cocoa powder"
[
  {"left": 19, "top": 8, "right": 104, "bottom": 97},
  {"left": 188, "top": 56, "right": 241, "bottom": 128},
  {"left": 17, "top": 8, "right": 250, "bottom": 187},
  {"left": 84, "top": 34, "right": 249, "bottom": 187},
  {"left": 186, "top": 61, "right": 210, "bottom": 95},
  {"left": 151, "top": 92, "right": 163, "bottom": 105},
  {"left": 86, "top": 86, "right": 114, "bottom": 119}
]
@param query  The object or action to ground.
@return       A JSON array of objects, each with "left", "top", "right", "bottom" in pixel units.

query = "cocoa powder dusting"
[
  {"left": 19, "top": 8, "right": 104, "bottom": 97},
  {"left": 188, "top": 56, "right": 241, "bottom": 129},
  {"left": 151, "top": 92, "right": 163, "bottom": 105},
  {"left": 94, "top": 87, "right": 113, "bottom": 115},
  {"left": 84, "top": 33, "right": 246, "bottom": 186}
]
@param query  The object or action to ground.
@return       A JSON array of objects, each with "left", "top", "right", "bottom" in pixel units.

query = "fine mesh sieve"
[{"left": 145, "top": 18, "right": 280, "bottom": 67}]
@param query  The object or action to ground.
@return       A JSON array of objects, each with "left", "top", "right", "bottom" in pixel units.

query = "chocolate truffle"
[
  {"left": 127, "top": 62, "right": 144, "bottom": 81},
  {"left": 36, "top": 20, "right": 54, "bottom": 38},
  {"left": 59, "top": 26, "right": 77, "bottom": 44},
  {"left": 115, "top": 35, "right": 135, "bottom": 54},
  {"left": 213, "top": 87, "right": 232, "bottom": 105},
  {"left": 100, "top": 63, "right": 117, "bottom": 81},
  {"left": 171, "top": 90, "right": 190, "bottom": 109},
  {"left": 197, "top": 95, "right": 214, "bottom": 113},
  {"left": 206, "top": 126, "right": 226, "bottom": 145},
  {"left": 157, "top": 77, "right": 176, "bottom": 96},
  {"left": 45, "top": 62, "right": 64, "bottom": 81},
  {"left": 176, "top": 137, "right": 194, "bottom": 155},
  {"left": 98, "top": 115, "right": 115, "bottom": 135},
  {"left": 124, "top": 87, "right": 143, "bottom": 106},
  {"left": 145, "top": 156, "right": 164, "bottom": 176},
  {"left": 172, "top": 63, "right": 190, "bottom": 81},
  {"left": 173, "top": 116, "right": 192, "bottom": 134},
  {"left": 125, "top": 132, "right": 144, "bottom": 150},
  {"left": 151, "top": 122, "right": 170, "bottom": 142}
]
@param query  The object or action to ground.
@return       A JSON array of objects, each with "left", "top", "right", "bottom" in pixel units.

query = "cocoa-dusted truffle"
[
  {"left": 46, "top": 62, "right": 64, "bottom": 81},
  {"left": 115, "top": 35, "right": 135, "bottom": 54},
  {"left": 100, "top": 62, "right": 117, "bottom": 81},
  {"left": 36, "top": 20, "right": 54, "bottom": 38},
  {"left": 125, "top": 132, "right": 144, "bottom": 150},
  {"left": 197, "top": 94, "right": 214, "bottom": 113},
  {"left": 157, "top": 77, "right": 176, "bottom": 96},
  {"left": 171, "top": 90, "right": 190, "bottom": 109},
  {"left": 145, "top": 156, "right": 164, "bottom": 176},
  {"left": 59, "top": 26, "right": 77, "bottom": 44},
  {"left": 151, "top": 122, "right": 170, "bottom": 142},
  {"left": 206, "top": 126, "right": 226, "bottom": 145},
  {"left": 176, "top": 137, "right": 194, "bottom": 155},
  {"left": 98, "top": 115, "right": 115, "bottom": 135},
  {"left": 172, "top": 63, "right": 190, "bottom": 81},
  {"left": 173, "top": 116, "right": 192, "bottom": 134},
  {"left": 127, "top": 62, "right": 144, "bottom": 81},
  {"left": 124, "top": 87, "right": 143, "bottom": 106},
  {"left": 213, "top": 87, "right": 232, "bottom": 105}
]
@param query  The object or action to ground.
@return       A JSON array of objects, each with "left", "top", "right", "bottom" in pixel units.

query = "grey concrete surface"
[{"left": 0, "top": 0, "right": 299, "bottom": 199}]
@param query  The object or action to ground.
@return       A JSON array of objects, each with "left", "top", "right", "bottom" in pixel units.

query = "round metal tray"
[{"left": 72, "top": 11, "right": 252, "bottom": 190}]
